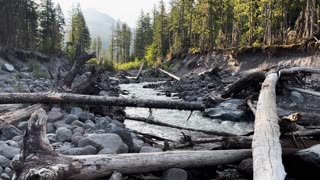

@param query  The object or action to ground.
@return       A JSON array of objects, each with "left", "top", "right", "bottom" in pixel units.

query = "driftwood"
[
  {"left": 284, "top": 84, "right": 320, "bottom": 97},
  {"left": 0, "top": 104, "right": 46, "bottom": 130},
  {"left": 252, "top": 72, "right": 287, "bottom": 180},
  {"left": 126, "top": 115, "right": 237, "bottom": 136},
  {"left": 125, "top": 61, "right": 145, "bottom": 80},
  {"left": 0, "top": 93, "right": 205, "bottom": 111},
  {"left": 13, "top": 109, "right": 252, "bottom": 180},
  {"left": 158, "top": 68, "right": 181, "bottom": 81}
]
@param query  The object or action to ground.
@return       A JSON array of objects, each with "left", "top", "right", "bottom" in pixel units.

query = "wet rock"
[
  {"left": 47, "top": 108, "right": 64, "bottom": 122},
  {"left": 71, "top": 120, "right": 86, "bottom": 128},
  {"left": 56, "top": 127, "right": 72, "bottom": 142},
  {"left": 238, "top": 158, "right": 253, "bottom": 176},
  {"left": 284, "top": 144, "right": 320, "bottom": 179},
  {"left": 78, "top": 134, "right": 127, "bottom": 153},
  {"left": 62, "top": 146, "right": 97, "bottom": 155},
  {"left": 162, "top": 168, "right": 188, "bottom": 180},
  {"left": 70, "top": 107, "right": 83, "bottom": 116},
  {"left": 140, "top": 146, "right": 163, "bottom": 153},
  {"left": 2, "top": 125, "right": 23, "bottom": 140},
  {"left": 1, "top": 173, "right": 10, "bottom": 180},
  {"left": 65, "top": 114, "right": 79, "bottom": 124},
  {"left": 203, "top": 99, "right": 245, "bottom": 121},
  {"left": 113, "top": 129, "right": 134, "bottom": 152},
  {"left": 0, "top": 155, "right": 11, "bottom": 168},
  {"left": 73, "top": 127, "right": 85, "bottom": 135},
  {"left": 3, "top": 64, "right": 14, "bottom": 72},
  {"left": 0, "top": 141, "right": 20, "bottom": 159},
  {"left": 132, "top": 139, "right": 144, "bottom": 153},
  {"left": 78, "top": 112, "right": 94, "bottom": 122},
  {"left": 290, "top": 91, "right": 305, "bottom": 104}
]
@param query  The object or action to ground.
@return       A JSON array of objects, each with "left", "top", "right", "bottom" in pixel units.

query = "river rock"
[
  {"left": 132, "top": 139, "right": 144, "bottom": 153},
  {"left": 11, "top": 136, "right": 22, "bottom": 143},
  {"left": 78, "top": 112, "right": 94, "bottom": 122},
  {"left": 203, "top": 99, "right": 245, "bottom": 121},
  {"left": 1, "top": 125, "right": 23, "bottom": 140},
  {"left": 98, "top": 143, "right": 128, "bottom": 154},
  {"left": 62, "top": 146, "right": 97, "bottom": 155},
  {"left": 3, "top": 64, "right": 14, "bottom": 72},
  {"left": 73, "top": 127, "right": 85, "bottom": 135},
  {"left": 65, "top": 114, "right": 79, "bottom": 124},
  {"left": 1, "top": 173, "right": 10, "bottom": 180},
  {"left": 290, "top": 91, "right": 305, "bottom": 104},
  {"left": 78, "top": 133, "right": 127, "bottom": 153},
  {"left": 0, "top": 155, "right": 11, "bottom": 168},
  {"left": 5, "top": 140, "right": 19, "bottom": 148},
  {"left": 140, "top": 146, "right": 163, "bottom": 153},
  {"left": 56, "top": 127, "right": 72, "bottom": 142},
  {"left": 71, "top": 135, "right": 83, "bottom": 146},
  {"left": 237, "top": 158, "right": 253, "bottom": 176},
  {"left": 47, "top": 108, "right": 63, "bottom": 122},
  {"left": 162, "top": 168, "right": 188, "bottom": 180},
  {"left": 47, "top": 134, "right": 57, "bottom": 143},
  {"left": 0, "top": 166, "right": 3, "bottom": 175},
  {"left": 284, "top": 144, "right": 320, "bottom": 179},
  {"left": 0, "top": 141, "right": 20, "bottom": 159},
  {"left": 17, "top": 121, "right": 28, "bottom": 131},
  {"left": 113, "top": 129, "right": 134, "bottom": 152},
  {"left": 71, "top": 120, "right": 86, "bottom": 128},
  {"left": 47, "top": 123, "right": 56, "bottom": 134},
  {"left": 70, "top": 107, "right": 83, "bottom": 116}
]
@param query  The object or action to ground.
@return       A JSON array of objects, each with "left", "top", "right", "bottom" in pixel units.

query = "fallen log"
[
  {"left": 284, "top": 84, "right": 320, "bottom": 97},
  {"left": 252, "top": 72, "right": 286, "bottom": 180},
  {"left": 126, "top": 115, "right": 237, "bottom": 136},
  {"left": 0, "top": 104, "right": 47, "bottom": 130},
  {"left": 158, "top": 68, "right": 181, "bottom": 81},
  {"left": 0, "top": 93, "right": 205, "bottom": 111},
  {"left": 14, "top": 109, "right": 252, "bottom": 180},
  {"left": 125, "top": 61, "right": 145, "bottom": 80}
]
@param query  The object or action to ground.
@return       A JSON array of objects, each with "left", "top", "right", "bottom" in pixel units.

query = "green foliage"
[
  {"left": 28, "top": 60, "right": 49, "bottom": 79},
  {"left": 114, "top": 59, "right": 143, "bottom": 71}
]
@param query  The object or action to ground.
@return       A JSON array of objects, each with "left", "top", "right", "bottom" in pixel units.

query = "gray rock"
[
  {"left": 285, "top": 144, "right": 320, "bottom": 179},
  {"left": 1, "top": 173, "right": 10, "bottom": 180},
  {"left": 56, "top": 127, "right": 72, "bottom": 142},
  {"left": 78, "top": 133, "right": 127, "bottom": 154},
  {"left": 84, "top": 123, "right": 95, "bottom": 130},
  {"left": 113, "top": 129, "right": 134, "bottom": 152},
  {"left": 0, "top": 141, "right": 19, "bottom": 159},
  {"left": 73, "top": 132, "right": 82, "bottom": 137},
  {"left": 47, "top": 123, "right": 56, "bottom": 134},
  {"left": 71, "top": 120, "right": 86, "bottom": 128},
  {"left": 71, "top": 135, "right": 83, "bottom": 146},
  {"left": 4, "top": 167, "right": 13, "bottom": 176},
  {"left": 0, "top": 155, "right": 11, "bottom": 168},
  {"left": 2, "top": 125, "right": 23, "bottom": 140},
  {"left": 203, "top": 99, "right": 245, "bottom": 121},
  {"left": 56, "top": 143, "right": 72, "bottom": 153},
  {"left": 290, "top": 91, "right": 305, "bottom": 104},
  {"left": 47, "top": 108, "right": 63, "bottom": 122},
  {"left": 3, "top": 64, "right": 14, "bottom": 72},
  {"left": 132, "top": 139, "right": 144, "bottom": 153},
  {"left": 109, "top": 171, "right": 123, "bottom": 180},
  {"left": 54, "top": 121, "right": 72, "bottom": 130},
  {"left": 0, "top": 166, "right": 3, "bottom": 175},
  {"left": 140, "top": 146, "right": 163, "bottom": 153},
  {"left": 47, "top": 134, "right": 57, "bottom": 143},
  {"left": 73, "top": 127, "right": 85, "bottom": 135},
  {"left": 11, "top": 136, "right": 22, "bottom": 143},
  {"left": 95, "top": 117, "right": 112, "bottom": 130},
  {"left": 78, "top": 112, "right": 94, "bottom": 122},
  {"left": 17, "top": 121, "right": 28, "bottom": 131},
  {"left": 62, "top": 146, "right": 97, "bottom": 155},
  {"left": 70, "top": 107, "right": 83, "bottom": 116},
  {"left": 6, "top": 140, "right": 19, "bottom": 148},
  {"left": 65, "top": 114, "right": 79, "bottom": 124},
  {"left": 238, "top": 158, "right": 253, "bottom": 176},
  {"left": 162, "top": 168, "right": 188, "bottom": 180},
  {"left": 98, "top": 144, "right": 128, "bottom": 154},
  {"left": 111, "top": 120, "right": 125, "bottom": 128}
]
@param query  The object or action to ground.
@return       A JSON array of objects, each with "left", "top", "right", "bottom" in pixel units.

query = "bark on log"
[
  {"left": 158, "top": 68, "right": 181, "bottom": 81},
  {"left": 0, "top": 104, "right": 46, "bottom": 130},
  {"left": 252, "top": 72, "right": 287, "bottom": 180},
  {"left": 0, "top": 93, "right": 205, "bottom": 111},
  {"left": 14, "top": 109, "right": 252, "bottom": 180}
]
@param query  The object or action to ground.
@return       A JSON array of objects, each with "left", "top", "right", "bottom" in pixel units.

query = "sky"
[{"left": 53, "top": 0, "right": 170, "bottom": 27}]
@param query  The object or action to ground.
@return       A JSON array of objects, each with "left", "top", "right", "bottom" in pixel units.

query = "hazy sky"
[{"left": 53, "top": 0, "right": 169, "bottom": 27}]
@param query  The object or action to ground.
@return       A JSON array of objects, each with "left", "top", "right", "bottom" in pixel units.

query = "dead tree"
[{"left": 13, "top": 109, "right": 252, "bottom": 180}]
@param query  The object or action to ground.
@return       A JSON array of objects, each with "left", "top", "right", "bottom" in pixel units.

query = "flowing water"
[{"left": 120, "top": 82, "right": 254, "bottom": 141}]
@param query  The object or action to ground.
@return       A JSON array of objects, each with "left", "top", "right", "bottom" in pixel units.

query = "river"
[{"left": 120, "top": 82, "right": 254, "bottom": 141}]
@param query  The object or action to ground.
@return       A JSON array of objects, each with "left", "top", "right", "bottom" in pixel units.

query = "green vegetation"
[
  {"left": 28, "top": 60, "right": 49, "bottom": 79},
  {"left": 114, "top": 59, "right": 143, "bottom": 71}
]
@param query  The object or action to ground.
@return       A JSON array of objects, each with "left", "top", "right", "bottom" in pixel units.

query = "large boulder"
[
  {"left": 203, "top": 99, "right": 245, "bottom": 121},
  {"left": 0, "top": 141, "right": 20, "bottom": 159},
  {"left": 62, "top": 146, "right": 97, "bottom": 155},
  {"left": 78, "top": 133, "right": 127, "bottom": 154},
  {"left": 3, "top": 64, "right": 14, "bottom": 72}
]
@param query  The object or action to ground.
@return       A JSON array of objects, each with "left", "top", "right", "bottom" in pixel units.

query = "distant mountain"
[{"left": 83, "top": 8, "right": 116, "bottom": 49}]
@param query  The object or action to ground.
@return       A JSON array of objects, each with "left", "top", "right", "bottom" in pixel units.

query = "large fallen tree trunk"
[
  {"left": 0, "top": 93, "right": 205, "bottom": 111},
  {"left": 252, "top": 72, "right": 287, "bottom": 180},
  {"left": 158, "top": 68, "right": 181, "bottom": 81},
  {"left": 13, "top": 109, "right": 252, "bottom": 180}
]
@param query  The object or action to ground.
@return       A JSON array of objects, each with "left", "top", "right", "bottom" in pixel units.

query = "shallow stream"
[{"left": 120, "top": 82, "right": 253, "bottom": 141}]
